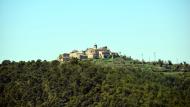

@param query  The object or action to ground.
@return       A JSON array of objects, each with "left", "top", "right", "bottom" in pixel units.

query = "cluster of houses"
[{"left": 58, "top": 44, "right": 119, "bottom": 61}]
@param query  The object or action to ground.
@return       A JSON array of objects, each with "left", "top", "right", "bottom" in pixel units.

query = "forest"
[{"left": 0, "top": 57, "right": 190, "bottom": 107}]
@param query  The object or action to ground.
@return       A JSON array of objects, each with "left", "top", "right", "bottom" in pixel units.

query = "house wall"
[
  {"left": 98, "top": 50, "right": 111, "bottom": 58},
  {"left": 80, "top": 55, "right": 87, "bottom": 60},
  {"left": 87, "top": 54, "right": 94, "bottom": 59},
  {"left": 58, "top": 53, "right": 70, "bottom": 61},
  {"left": 86, "top": 48, "right": 99, "bottom": 59},
  {"left": 70, "top": 52, "right": 87, "bottom": 60}
]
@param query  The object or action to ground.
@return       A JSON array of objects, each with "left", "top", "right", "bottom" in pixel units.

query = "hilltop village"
[{"left": 58, "top": 44, "right": 119, "bottom": 61}]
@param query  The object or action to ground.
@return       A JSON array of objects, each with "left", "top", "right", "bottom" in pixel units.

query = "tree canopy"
[{"left": 0, "top": 58, "right": 190, "bottom": 107}]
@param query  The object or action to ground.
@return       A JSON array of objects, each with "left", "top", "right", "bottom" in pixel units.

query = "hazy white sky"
[{"left": 0, "top": 0, "right": 190, "bottom": 63}]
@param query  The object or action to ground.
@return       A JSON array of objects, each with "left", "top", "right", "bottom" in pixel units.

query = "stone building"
[
  {"left": 85, "top": 44, "right": 99, "bottom": 59},
  {"left": 97, "top": 46, "right": 111, "bottom": 58},
  {"left": 58, "top": 53, "right": 70, "bottom": 61},
  {"left": 69, "top": 50, "right": 87, "bottom": 60},
  {"left": 58, "top": 44, "right": 119, "bottom": 61},
  {"left": 85, "top": 49, "right": 99, "bottom": 59},
  {"left": 85, "top": 44, "right": 112, "bottom": 59}
]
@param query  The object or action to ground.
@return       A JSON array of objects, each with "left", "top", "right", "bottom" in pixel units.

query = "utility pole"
[
  {"left": 141, "top": 53, "right": 144, "bottom": 64},
  {"left": 141, "top": 53, "right": 144, "bottom": 61},
  {"left": 149, "top": 56, "right": 150, "bottom": 62},
  {"left": 153, "top": 52, "right": 156, "bottom": 62}
]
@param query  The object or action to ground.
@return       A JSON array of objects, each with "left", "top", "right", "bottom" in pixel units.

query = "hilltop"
[{"left": 1, "top": 57, "right": 190, "bottom": 107}]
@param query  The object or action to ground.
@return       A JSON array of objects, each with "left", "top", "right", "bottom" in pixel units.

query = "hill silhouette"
[{"left": 0, "top": 57, "right": 190, "bottom": 107}]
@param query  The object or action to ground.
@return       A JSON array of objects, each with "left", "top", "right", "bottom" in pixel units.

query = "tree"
[
  {"left": 70, "top": 58, "right": 79, "bottom": 65},
  {"left": 2, "top": 60, "right": 11, "bottom": 65},
  {"left": 158, "top": 59, "right": 164, "bottom": 67},
  {"left": 51, "top": 60, "right": 60, "bottom": 66},
  {"left": 168, "top": 60, "right": 173, "bottom": 66},
  {"left": 1, "top": 59, "right": 190, "bottom": 106}
]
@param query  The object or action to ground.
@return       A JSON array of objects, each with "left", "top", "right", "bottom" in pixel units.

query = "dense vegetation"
[{"left": 1, "top": 58, "right": 190, "bottom": 107}]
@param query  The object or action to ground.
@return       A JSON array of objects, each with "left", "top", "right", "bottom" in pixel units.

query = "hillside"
[{"left": 0, "top": 58, "right": 190, "bottom": 107}]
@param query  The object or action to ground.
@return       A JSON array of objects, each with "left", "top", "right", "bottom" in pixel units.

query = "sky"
[{"left": 0, "top": 0, "right": 190, "bottom": 63}]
